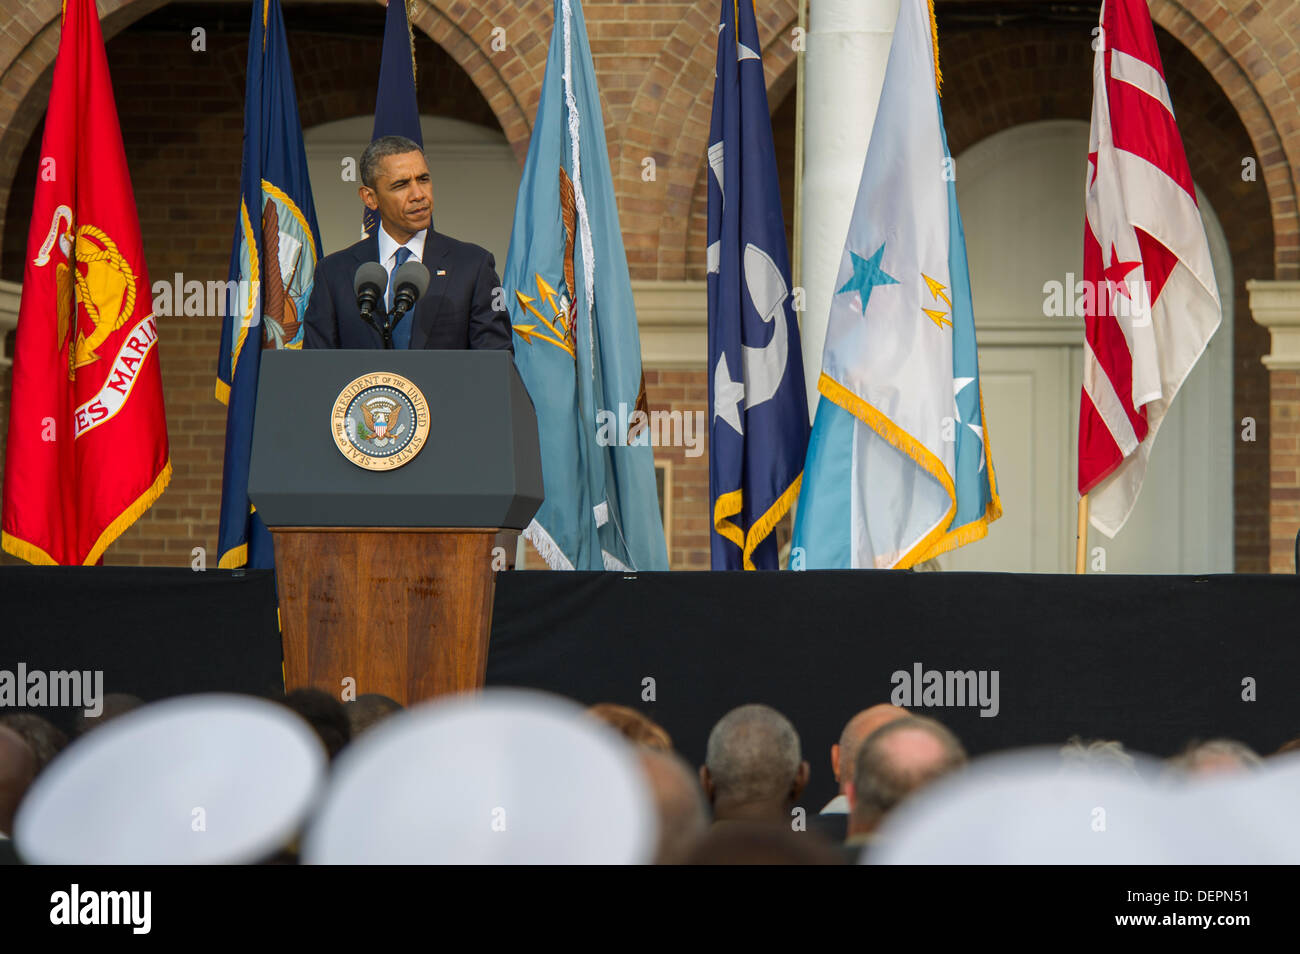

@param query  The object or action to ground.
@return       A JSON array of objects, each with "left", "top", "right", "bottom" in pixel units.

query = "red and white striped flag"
[{"left": 1079, "top": 0, "right": 1221, "bottom": 537}]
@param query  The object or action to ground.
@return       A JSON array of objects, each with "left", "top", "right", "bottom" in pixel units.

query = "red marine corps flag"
[
  {"left": 1, "top": 0, "right": 170, "bottom": 565},
  {"left": 1078, "top": 0, "right": 1220, "bottom": 540}
]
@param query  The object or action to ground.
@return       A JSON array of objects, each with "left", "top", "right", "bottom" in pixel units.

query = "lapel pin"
[{"left": 436, "top": 269, "right": 447, "bottom": 276}]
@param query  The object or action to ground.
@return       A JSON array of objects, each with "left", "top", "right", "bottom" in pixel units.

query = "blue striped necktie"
[{"left": 389, "top": 246, "right": 414, "bottom": 349}]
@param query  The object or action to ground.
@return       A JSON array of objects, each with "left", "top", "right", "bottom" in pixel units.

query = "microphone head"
[
  {"left": 353, "top": 261, "right": 389, "bottom": 299},
  {"left": 392, "top": 261, "right": 430, "bottom": 302}
]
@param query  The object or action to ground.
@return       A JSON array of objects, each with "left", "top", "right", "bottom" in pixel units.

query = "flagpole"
[
  {"left": 784, "top": 0, "right": 808, "bottom": 567},
  {"left": 1075, "top": 494, "right": 1089, "bottom": 574},
  {"left": 792, "top": 0, "right": 807, "bottom": 298}
]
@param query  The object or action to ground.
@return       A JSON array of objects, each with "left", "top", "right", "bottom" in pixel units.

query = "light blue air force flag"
[
  {"left": 707, "top": 0, "right": 810, "bottom": 570},
  {"left": 791, "top": 0, "right": 1001, "bottom": 570},
  {"left": 502, "top": 0, "right": 668, "bottom": 571}
]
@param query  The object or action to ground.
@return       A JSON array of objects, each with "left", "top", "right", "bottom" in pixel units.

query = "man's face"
[{"left": 360, "top": 150, "right": 433, "bottom": 239}]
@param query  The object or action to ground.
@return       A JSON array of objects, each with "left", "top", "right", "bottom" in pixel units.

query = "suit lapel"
[
  {"left": 354, "top": 231, "right": 381, "bottom": 269},
  {"left": 347, "top": 233, "right": 382, "bottom": 345},
  {"left": 409, "top": 230, "right": 452, "bottom": 350}
]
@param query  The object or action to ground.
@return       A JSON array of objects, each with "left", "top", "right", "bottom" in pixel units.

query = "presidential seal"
[{"left": 331, "top": 373, "right": 430, "bottom": 471}]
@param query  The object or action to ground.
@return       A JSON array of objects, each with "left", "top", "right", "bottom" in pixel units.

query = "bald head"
[
  {"left": 847, "top": 717, "right": 966, "bottom": 835},
  {"left": 833, "top": 704, "right": 909, "bottom": 790},
  {"left": 0, "top": 726, "right": 37, "bottom": 836},
  {"left": 702, "top": 704, "right": 809, "bottom": 822},
  {"left": 1170, "top": 739, "right": 1263, "bottom": 778}
]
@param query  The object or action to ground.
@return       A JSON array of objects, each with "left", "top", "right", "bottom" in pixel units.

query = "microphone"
[
  {"left": 390, "top": 261, "right": 430, "bottom": 322},
  {"left": 353, "top": 262, "right": 389, "bottom": 325}
]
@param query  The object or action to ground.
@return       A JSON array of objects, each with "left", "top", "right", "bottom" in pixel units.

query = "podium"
[{"left": 248, "top": 350, "right": 542, "bottom": 704}]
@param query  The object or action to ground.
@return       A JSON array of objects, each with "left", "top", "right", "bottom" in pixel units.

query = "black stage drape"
[
  {"left": 0, "top": 567, "right": 283, "bottom": 734},
  {"left": 489, "top": 570, "right": 1300, "bottom": 809},
  {"left": 2, "top": 566, "right": 1297, "bottom": 812}
]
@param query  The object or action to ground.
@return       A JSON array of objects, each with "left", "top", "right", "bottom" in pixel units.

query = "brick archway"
[
  {"left": 0, "top": 0, "right": 547, "bottom": 255},
  {"left": 1148, "top": 0, "right": 1299, "bottom": 277},
  {"left": 618, "top": 0, "right": 799, "bottom": 280},
  {"left": 680, "top": 34, "right": 798, "bottom": 283}
]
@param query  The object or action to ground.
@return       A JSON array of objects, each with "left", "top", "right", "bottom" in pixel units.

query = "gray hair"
[
  {"left": 360, "top": 135, "right": 425, "bottom": 189},
  {"left": 851, "top": 716, "right": 966, "bottom": 826},
  {"left": 1059, "top": 736, "right": 1138, "bottom": 776},
  {"left": 704, "top": 704, "right": 802, "bottom": 804}
]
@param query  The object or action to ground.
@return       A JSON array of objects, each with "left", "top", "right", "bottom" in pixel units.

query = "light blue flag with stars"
[{"left": 791, "top": 0, "right": 1001, "bottom": 569}]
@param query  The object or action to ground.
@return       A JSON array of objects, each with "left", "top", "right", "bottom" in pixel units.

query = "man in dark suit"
[{"left": 303, "top": 135, "right": 513, "bottom": 352}]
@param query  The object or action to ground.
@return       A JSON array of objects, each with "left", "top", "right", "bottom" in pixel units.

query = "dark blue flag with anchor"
[
  {"left": 707, "top": 0, "right": 810, "bottom": 570},
  {"left": 215, "top": 0, "right": 322, "bottom": 569}
]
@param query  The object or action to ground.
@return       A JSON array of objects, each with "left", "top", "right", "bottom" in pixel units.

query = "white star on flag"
[
  {"left": 954, "top": 377, "right": 986, "bottom": 473},
  {"left": 714, "top": 352, "right": 745, "bottom": 436}
]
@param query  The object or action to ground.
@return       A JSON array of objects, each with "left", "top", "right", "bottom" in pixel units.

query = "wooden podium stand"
[{"left": 248, "top": 351, "right": 542, "bottom": 706}]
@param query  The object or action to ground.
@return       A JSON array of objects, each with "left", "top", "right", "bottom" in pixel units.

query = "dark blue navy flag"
[
  {"left": 707, "top": 0, "right": 810, "bottom": 570},
  {"left": 216, "top": 0, "right": 322, "bottom": 568},
  {"left": 362, "top": 0, "right": 424, "bottom": 239}
]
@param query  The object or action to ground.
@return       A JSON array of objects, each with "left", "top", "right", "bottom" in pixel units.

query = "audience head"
[
  {"left": 1059, "top": 736, "right": 1138, "bottom": 776},
  {"left": 684, "top": 821, "right": 843, "bottom": 865},
  {"left": 345, "top": 694, "right": 403, "bottom": 739},
  {"left": 72, "top": 693, "right": 143, "bottom": 738},
  {"left": 1168, "top": 738, "right": 1262, "bottom": 777},
  {"left": 280, "top": 689, "right": 351, "bottom": 760},
  {"left": 0, "top": 714, "right": 68, "bottom": 774},
  {"left": 0, "top": 726, "right": 37, "bottom": 836},
  {"left": 847, "top": 716, "right": 966, "bottom": 836},
  {"left": 1275, "top": 737, "right": 1300, "bottom": 757},
  {"left": 701, "top": 704, "right": 809, "bottom": 823},
  {"left": 638, "top": 747, "right": 709, "bottom": 863},
  {"left": 832, "top": 703, "right": 909, "bottom": 792},
  {"left": 587, "top": 703, "right": 673, "bottom": 751}
]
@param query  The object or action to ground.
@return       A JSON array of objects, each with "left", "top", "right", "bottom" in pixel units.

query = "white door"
[{"left": 940, "top": 120, "right": 1233, "bottom": 573}]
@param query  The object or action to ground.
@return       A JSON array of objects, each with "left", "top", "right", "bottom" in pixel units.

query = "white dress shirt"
[{"left": 377, "top": 225, "right": 427, "bottom": 312}]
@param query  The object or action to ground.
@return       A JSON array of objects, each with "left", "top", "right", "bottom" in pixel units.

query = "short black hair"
[
  {"left": 281, "top": 688, "right": 351, "bottom": 759},
  {"left": 360, "top": 135, "right": 425, "bottom": 189},
  {"left": 345, "top": 693, "right": 403, "bottom": 738},
  {"left": 0, "top": 713, "right": 67, "bottom": 773}
]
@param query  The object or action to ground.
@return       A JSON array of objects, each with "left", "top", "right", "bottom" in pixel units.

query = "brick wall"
[
  {"left": 934, "top": 20, "right": 1275, "bottom": 570},
  {"left": 0, "top": 9, "right": 502, "bottom": 566},
  {"left": 1, "top": 0, "right": 1297, "bottom": 571},
  {"left": 1270, "top": 368, "right": 1300, "bottom": 571}
]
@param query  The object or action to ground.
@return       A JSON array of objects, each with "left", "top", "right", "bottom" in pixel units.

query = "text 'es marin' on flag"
[{"left": 2, "top": 0, "right": 170, "bottom": 566}]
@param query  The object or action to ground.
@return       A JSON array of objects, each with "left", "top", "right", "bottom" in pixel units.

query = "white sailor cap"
[
  {"left": 302, "top": 688, "right": 656, "bottom": 864},
  {"left": 15, "top": 693, "right": 326, "bottom": 864},
  {"left": 867, "top": 748, "right": 1170, "bottom": 864}
]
